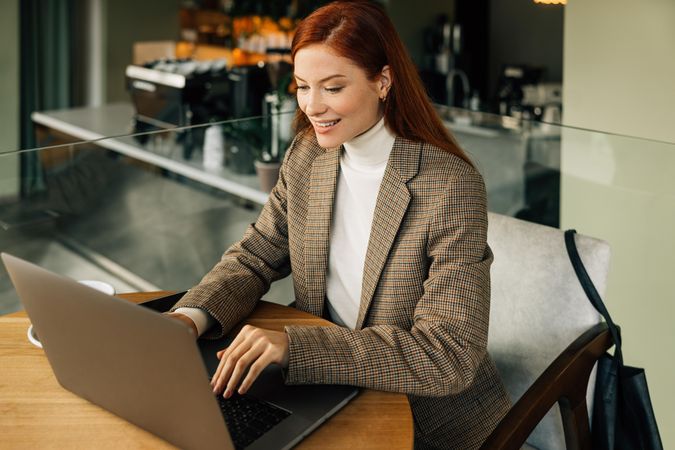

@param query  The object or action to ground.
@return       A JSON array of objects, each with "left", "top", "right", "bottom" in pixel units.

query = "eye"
[
  {"left": 325, "top": 86, "right": 343, "bottom": 94},
  {"left": 296, "top": 84, "right": 309, "bottom": 91}
]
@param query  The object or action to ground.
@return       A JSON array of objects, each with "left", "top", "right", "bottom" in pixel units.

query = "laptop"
[{"left": 2, "top": 253, "right": 358, "bottom": 450}]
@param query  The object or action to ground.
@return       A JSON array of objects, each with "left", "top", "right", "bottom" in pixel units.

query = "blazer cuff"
[{"left": 284, "top": 325, "right": 347, "bottom": 385}]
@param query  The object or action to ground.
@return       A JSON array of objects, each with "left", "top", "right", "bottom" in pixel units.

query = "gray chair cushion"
[
  {"left": 486, "top": 212, "right": 611, "bottom": 450},
  {"left": 522, "top": 444, "right": 540, "bottom": 450}
]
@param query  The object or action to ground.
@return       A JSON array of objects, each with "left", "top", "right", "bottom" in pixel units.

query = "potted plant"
[{"left": 222, "top": 119, "right": 262, "bottom": 175}]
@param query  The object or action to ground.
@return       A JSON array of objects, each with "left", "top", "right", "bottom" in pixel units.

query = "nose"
[{"left": 304, "top": 90, "right": 327, "bottom": 117}]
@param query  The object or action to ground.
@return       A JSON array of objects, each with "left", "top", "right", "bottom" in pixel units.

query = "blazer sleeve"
[
  {"left": 284, "top": 170, "right": 492, "bottom": 397},
  {"left": 169, "top": 140, "right": 296, "bottom": 338}
]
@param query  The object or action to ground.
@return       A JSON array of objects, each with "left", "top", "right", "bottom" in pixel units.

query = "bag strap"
[{"left": 564, "top": 229, "right": 623, "bottom": 363}]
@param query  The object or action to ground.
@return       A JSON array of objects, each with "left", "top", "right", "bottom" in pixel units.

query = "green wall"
[
  {"left": 0, "top": 0, "right": 20, "bottom": 200},
  {"left": 563, "top": 0, "right": 675, "bottom": 446},
  {"left": 563, "top": 0, "right": 675, "bottom": 144}
]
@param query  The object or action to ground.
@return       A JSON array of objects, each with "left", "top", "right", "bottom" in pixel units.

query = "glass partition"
[
  {"left": 3, "top": 107, "right": 674, "bottom": 321},
  {"left": 0, "top": 112, "right": 297, "bottom": 317},
  {"left": 437, "top": 104, "right": 673, "bottom": 436},
  {"left": 1, "top": 105, "right": 672, "bottom": 436},
  {"left": 437, "top": 104, "right": 563, "bottom": 227}
]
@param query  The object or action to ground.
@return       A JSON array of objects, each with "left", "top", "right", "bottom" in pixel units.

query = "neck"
[{"left": 343, "top": 117, "right": 396, "bottom": 167}]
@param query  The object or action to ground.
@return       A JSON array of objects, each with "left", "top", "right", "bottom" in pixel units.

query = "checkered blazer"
[{"left": 172, "top": 133, "right": 510, "bottom": 449}]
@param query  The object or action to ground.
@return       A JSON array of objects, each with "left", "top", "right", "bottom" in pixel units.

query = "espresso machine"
[
  {"left": 126, "top": 58, "right": 269, "bottom": 159},
  {"left": 495, "top": 64, "right": 543, "bottom": 118}
]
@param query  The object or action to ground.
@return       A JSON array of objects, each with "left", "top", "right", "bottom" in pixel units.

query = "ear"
[{"left": 378, "top": 65, "right": 392, "bottom": 98}]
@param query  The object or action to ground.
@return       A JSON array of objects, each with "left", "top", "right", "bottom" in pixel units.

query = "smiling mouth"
[{"left": 314, "top": 119, "right": 341, "bottom": 128}]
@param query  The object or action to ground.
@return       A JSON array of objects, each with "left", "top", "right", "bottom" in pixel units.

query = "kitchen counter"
[{"left": 32, "top": 103, "right": 269, "bottom": 205}]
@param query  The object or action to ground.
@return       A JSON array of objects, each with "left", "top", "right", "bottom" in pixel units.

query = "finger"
[
  {"left": 212, "top": 339, "right": 248, "bottom": 390},
  {"left": 211, "top": 352, "right": 229, "bottom": 391},
  {"left": 211, "top": 327, "right": 252, "bottom": 386},
  {"left": 213, "top": 339, "right": 259, "bottom": 395},
  {"left": 224, "top": 345, "right": 263, "bottom": 398},
  {"left": 238, "top": 354, "right": 270, "bottom": 395},
  {"left": 212, "top": 346, "right": 235, "bottom": 388}
]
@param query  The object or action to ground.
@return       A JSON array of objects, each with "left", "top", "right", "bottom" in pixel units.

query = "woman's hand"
[
  {"left": 211, "top": 325, "right": 289, "bottom": 398},
  {"left": 165, "top": 312, "right": 198, "bottom": 337}
]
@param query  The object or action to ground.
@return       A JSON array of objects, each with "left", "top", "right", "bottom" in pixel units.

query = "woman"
[{"left": 168, "top": 1, "right": 510, "bottom": 448}]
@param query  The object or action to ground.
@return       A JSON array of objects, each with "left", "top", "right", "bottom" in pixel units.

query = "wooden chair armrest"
[{"left": 481, "top": 322, "right": 613, "bottom": 450}]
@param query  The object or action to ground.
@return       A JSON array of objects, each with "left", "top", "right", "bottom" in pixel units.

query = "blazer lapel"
[
  {"left": 304, "top": 145, "right": 341, "bottom": 318},
  {"left": 355, "top": 138, "right": 421, "bottom": 329}
]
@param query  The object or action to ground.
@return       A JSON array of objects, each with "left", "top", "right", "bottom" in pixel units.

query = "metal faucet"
[{"left": 447, "top": 69, "right": 470, "bottom": 108}]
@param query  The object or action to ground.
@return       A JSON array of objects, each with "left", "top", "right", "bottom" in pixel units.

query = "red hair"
[{"left": 291, "top": 0, "right": 471, "bottom": 165}]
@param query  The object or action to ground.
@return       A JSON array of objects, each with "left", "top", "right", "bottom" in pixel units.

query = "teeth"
[{"left": 316, "top": 120, "right": 339, "bottom": 128}]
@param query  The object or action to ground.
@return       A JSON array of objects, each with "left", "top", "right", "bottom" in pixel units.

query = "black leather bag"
[{"left": 564, "top": 230, "right": 663, "bottom": 450}]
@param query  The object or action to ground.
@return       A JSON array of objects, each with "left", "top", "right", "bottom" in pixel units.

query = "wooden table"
[{"left": 0, "top": 292, "right": 413, "bottom": 449}]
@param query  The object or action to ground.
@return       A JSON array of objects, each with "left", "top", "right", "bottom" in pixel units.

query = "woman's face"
[{"left": 294, "top": 44, "right": 390, "bottom": 148}]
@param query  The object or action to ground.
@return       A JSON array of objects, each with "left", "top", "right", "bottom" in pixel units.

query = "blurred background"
[{"left": 0, "top": 0, "right": 673, "bottom": 446}]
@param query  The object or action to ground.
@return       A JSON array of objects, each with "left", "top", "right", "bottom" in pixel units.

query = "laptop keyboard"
[{"left": 216, "top": 393, "right": 291, "bottom": 449}]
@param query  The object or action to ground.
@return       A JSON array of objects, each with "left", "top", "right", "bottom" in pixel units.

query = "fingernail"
[{"left": 224, "top": 389, "right": 231, "bottom": 399}]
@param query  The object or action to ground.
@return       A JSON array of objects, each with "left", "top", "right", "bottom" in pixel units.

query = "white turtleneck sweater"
[
  {"left": 326, "top": 117, "right": 396, "bottom": 329},
  {"left": 177, "top": 117, "right": 396, "bottom": 335}
]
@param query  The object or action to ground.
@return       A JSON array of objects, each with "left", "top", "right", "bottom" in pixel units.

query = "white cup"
[
  {"left": 203, "top": 124, "right": 225, "bottom": 170},
  {"left": 27, "top": 279, "right": 116, "bottom": 349},
  {"left": 77, "top": 280, "right": 116, "bottom": 296},
  {"left": 27, "top": 324, "right": 42, "bottom": 349}
]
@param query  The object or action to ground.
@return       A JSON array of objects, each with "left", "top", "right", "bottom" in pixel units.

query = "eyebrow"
[{"left": 294, "top": 74, "right": 347, "bottom": 83}]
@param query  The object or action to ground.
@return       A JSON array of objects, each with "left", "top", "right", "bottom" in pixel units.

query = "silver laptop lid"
[{"left": 2, "top": 253, "right": 233, "bottom": 450}]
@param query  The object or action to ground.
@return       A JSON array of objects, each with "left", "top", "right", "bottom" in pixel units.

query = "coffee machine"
[
  {"left": 126, "top": 58, "right": 269, "bottom": 159},
  {"left": 495, "top": 64, "right": 543, "bottom": 117}
]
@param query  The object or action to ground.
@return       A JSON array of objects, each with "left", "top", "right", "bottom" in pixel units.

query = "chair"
[{"left": 482, "top": 213, "right": 613, "bottom": 450}]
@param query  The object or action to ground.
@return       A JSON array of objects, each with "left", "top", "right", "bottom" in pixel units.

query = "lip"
[{"left": 311, "top": 119, "right": 341, "bottom": 133}]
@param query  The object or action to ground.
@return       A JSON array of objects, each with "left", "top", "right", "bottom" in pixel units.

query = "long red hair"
[{"left": 291, "top": 0, "right": 471, "bottom": 165}]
